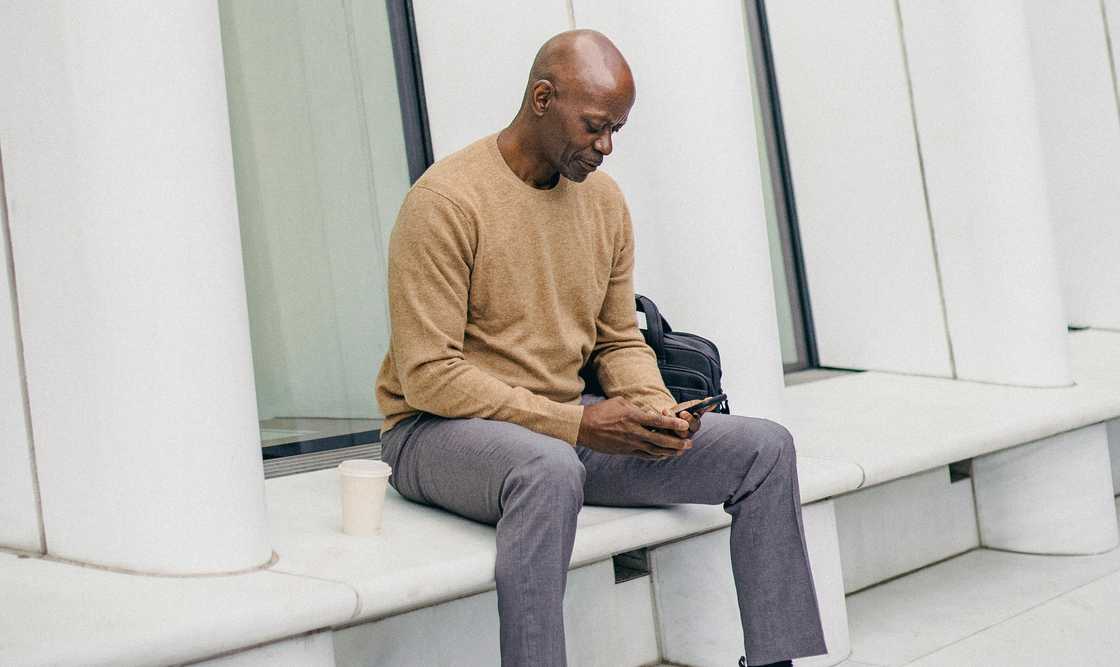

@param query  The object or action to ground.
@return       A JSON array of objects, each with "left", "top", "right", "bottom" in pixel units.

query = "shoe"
[{"left": 738, "top": 658, "right": 747, "bottom": 667}]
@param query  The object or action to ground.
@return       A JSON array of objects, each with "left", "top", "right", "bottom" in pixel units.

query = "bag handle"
[{"left": 635, "top": 294, "right": 670, "bottom": 363}]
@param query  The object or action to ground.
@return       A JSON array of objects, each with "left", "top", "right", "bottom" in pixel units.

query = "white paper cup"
[{"left": 338, "top": 459, "right": 392, "bottom": 536}]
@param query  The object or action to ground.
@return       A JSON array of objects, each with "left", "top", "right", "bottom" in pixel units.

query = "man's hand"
[
  {"left": 577, "top": 397, "right": 692, "bottom": 460},
  {"left": 661, "top": 398, "right": 718, "bottom": 437}
]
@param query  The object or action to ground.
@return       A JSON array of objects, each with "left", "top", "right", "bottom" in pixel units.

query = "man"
[{"left": 375, "top": 29, "right": 826, "bottom": 667}]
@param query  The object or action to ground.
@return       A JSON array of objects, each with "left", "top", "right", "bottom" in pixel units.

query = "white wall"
[
  {"left": 0, "top": 1, "right": 270, "bottom": 573},
  {"left": 900, "top": 0, "right": 1072, "bottom": 387},
  {"left": 765, "top": 0, "right": 952, "bottom": 378},
  {"left": 0, "top": 163, "right": 41, "bottom": 553},
  {"left": 220, "top": 0, "right": 409, "bottom": 420},
  {"left": 571, "top": 0, "right": 787, "bottom": 418},
  {"left": 1038, "top": 0, "right": 1120, "bottom": 331},
  {"left": 412, "top": 1, "right": 572, "bottom": 160},
  {"left": 766, "top": 0, "right": 1120, "bottom": 384}
]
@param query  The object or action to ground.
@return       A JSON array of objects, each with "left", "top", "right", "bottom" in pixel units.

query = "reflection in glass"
[{"left": 219, "top": 0, "right": 411, "bottom": 456}]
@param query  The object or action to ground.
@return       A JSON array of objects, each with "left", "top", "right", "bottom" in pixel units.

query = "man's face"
[{"left": 544, "top": 85, "right": 633, "bottom": 183}]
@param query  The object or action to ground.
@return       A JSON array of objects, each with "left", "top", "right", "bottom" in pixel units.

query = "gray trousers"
[{"left": 379, "top": 393, "right": 827, "bottom": 666}]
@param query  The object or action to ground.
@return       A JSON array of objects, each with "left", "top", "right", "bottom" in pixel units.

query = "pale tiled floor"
[
  {"left": 841, "top": 497, "right": 1120, "bottom": 666},
  {"left": 658, "top": 497, "right": 1120, "bottom": 667}
]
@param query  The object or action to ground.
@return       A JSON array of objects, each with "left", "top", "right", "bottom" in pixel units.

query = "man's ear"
[{"left": 530, "top": 79, "right": 555, "bottom": 116}]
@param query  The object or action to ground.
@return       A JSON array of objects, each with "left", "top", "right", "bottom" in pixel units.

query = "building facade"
[{"left": 2, "top": 1, "right": 1119, "bottom": 665}]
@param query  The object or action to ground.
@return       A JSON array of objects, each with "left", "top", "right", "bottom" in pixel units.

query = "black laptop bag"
[{"left": 580, "top": 294, "right": 731, "bottom": 414}]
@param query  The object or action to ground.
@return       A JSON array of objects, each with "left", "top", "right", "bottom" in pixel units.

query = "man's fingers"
[
  {"left": 661, "top": 408, "right": 692, "bottom": 435},
  {"left": 638, "top": 410, "right": 689, "bottom": 433},
  {"left": 637, "top": 427, "right": 692, "bottom": 451},
  {"left": 670, "top": 399, "right": 702, "bottom": 416}
]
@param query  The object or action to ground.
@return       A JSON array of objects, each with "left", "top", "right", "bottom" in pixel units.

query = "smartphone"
[
  {"left": 647, "top": 393, "right": 727, "bottom": 436},
  {"left": 675, "top": 393, "right": 727, "bottom": 419}
]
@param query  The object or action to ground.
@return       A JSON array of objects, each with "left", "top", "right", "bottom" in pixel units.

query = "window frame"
[
  {"left": 745, "top": 0, "right": 819, "bottom": 373},
  {"left": 387, "top": 0, "right": 435, "bottom": 183}
]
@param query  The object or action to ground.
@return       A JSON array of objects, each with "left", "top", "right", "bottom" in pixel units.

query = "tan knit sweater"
[{"left": 375, "top": 131, "right": 677, "bottom": 445}]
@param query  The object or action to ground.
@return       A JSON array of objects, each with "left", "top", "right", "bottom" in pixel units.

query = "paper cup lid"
[{"left": 338, "top": 459, "right": 392, "bottom": 478}]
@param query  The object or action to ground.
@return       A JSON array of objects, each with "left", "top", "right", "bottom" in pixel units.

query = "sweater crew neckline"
[{"left": 485, "top": 131, "right": 571, "bottom": 199}]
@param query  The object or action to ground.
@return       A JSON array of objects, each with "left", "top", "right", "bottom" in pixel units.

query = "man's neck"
[{"left": 497, "top": 125, "right": 561, "bottom": 190}]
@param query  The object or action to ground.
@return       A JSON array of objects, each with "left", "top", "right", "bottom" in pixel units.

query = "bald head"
[
  {"left": 498, "top": 30, "right": 635, "bottom": 187},
  {"left": 521, "top": 29, "right": 634, "bottom": 111}
]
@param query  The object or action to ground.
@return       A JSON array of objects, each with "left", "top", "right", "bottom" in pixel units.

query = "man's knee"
[
  {"left": 726, "top": 417, "right": 797, "bottom": 478},
  {"left": 753, "top": 418, "right": 796, "bottom": 473},
  {"left": 527, "top": 445, "right": 587, "bottom": 490},
  {"left": 760, "top": 417, "right": 796, "bottom": 457},
  {"left": 719, "top": 417, "right": 797, "bottom": 505},
  {"left": 502, "top": 443, "right": 586, "bottom": 508}
]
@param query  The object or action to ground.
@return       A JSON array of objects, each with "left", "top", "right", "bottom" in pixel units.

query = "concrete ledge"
[
  {"left": 331, "top": 560, "right": 662, "bottom": 667},
  {"left": 11, "top": 332, "right": 1113, "bottom": 665},
  {"left": 0, "top": 552, "right": 355, "bottom": 667},
  {"left": 785, "top": 329, "right": 1120, "bottom": 488},
  {"left": 0, "top": 448, "right": 859, "bottom": 666},
  {"left": 264, "top": 454, "right": 863, "bottom": 624},
  {"left": 192, "top": 631, "right": 336, "bottom": 667}
]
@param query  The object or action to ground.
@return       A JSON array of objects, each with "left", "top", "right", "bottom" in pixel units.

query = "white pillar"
[
  {"left": 972, "top": 424, "right": 1118, "bottom": 555},
  {"left": 1109, "top": 418, "right": 1120, "bottom": 496},
  {"left": 0, "top": 2, "right": 271, "bottom": 573},
  {"left": 900, "top": 0, "right": 1073, "bottom": 387},
  {"left": 763, "top": 0, "right": 953, "bottom": 379},
  {"left": 1033, "top": 0, "right": 1120, "bottom": 331},
  {"left": 0, "top": 155, "right": 42, "bottom": 553}
]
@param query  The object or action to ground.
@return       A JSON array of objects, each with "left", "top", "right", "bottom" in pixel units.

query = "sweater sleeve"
[
  {"left": 386, "top": 186, "right": 585, "bottom": 445},
  {"left": 589, "top": 197, "right": 679, "bottom": 415}
]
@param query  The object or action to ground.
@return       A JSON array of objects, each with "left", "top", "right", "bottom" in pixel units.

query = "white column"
[
  {"left": 0, "top": 154, "right": 42, "bottom": 553},
  {"left": 900, "top": 0, "right": 1073, "bottom": 387},
  {"left": 764, "top": 0, "right": 952, "bottom": 379},
  {"left": 972, "top": 424, "right": 1118, "bottom": 555},
  {"left": 1037, "top": 0, "right": 1120, "bottom": 331},
  {"left": 574, "top": 0, "right": 787, "bottom": 419},
  {"left": 0, "top": 2, "right": 271, "bottom": 573},
  {"left": 1109, "top": 418, "right": 1120, "bottom": 496}
]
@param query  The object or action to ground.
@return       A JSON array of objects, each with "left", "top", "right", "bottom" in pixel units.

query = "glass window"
[
  {"left": 744, "top": 0, "right": 816, "bottom": 372},
  {"left": 219, "top": 0, "right": 414, "bottom": 460}
]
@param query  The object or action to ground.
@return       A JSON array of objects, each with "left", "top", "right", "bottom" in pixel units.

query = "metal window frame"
[
  {"left": 387, "top": 0, "right": 435, "bottom": 183},
  {"left": 745, "top": 0, "right": 819, "bottom": 373}
]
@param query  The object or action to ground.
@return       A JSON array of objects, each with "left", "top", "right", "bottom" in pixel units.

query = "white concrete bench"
[
  {"left": 785, "top": 329, "right": 1120, "bottom": 593},
  {"left": 0, "top": 550, "right": 354, "bottom": 666},
  {"left": 3, "top": 329, "right": 1116, "bottom": 667},
  {"left": 263, "top": 454, "right": 863, "bottom": 667},
  {"left": 0, "top": 454, "right": 862, "bottom": 667},
  {"left": 635, "top": 329, "right": 1120, "bottom": 665}
]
